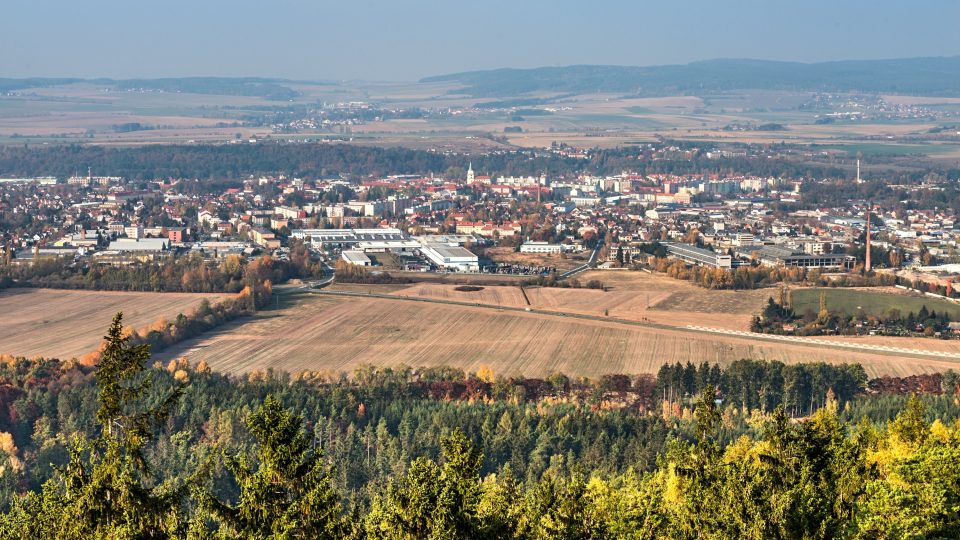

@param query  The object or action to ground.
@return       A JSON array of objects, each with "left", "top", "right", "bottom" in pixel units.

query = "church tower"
[{"left": 466, "top": 162, "right": 475, "bottom": 184}]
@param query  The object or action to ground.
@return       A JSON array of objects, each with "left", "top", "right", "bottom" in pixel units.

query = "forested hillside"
[
  {"left": 0, "top": 143, "right": 858, "bottom": 181},
  {"left": 0, "top": 315, "right": 958, "bottom": 538},
  {"left": 423, "top": 57, "right": 960, "bottom": 97}
]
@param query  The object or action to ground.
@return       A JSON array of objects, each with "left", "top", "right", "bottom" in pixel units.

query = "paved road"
[
  {"left": 559, "top": 242, "right": 602, "bottom": 279},
  {"left": 300, "top": 288, "right": 960, "bottom": 362},
  {"left": 279, "top": 262, "right": 334, "bottom": 294}
]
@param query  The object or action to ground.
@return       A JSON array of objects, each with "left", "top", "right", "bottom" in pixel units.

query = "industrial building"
[
  {"left": 664, "top": 242, "right": 733, "bottom": 269},
  {"left": 735, "top": 245, "right": 855, "bottom": 269},
  {"left": 419, "top": 243, "right": 480, "bottom": 272},
  {"left": 291, "top": 228, "right": 411, "bottom": 250},
  {"left": 107, "top": 238, "right": 170, "bottom": 253},
  {"left": 294, "top": 227, "right": 481, "bottom": 272},
  {"left": 341, "top": 250, "right": 372, "bottom": 266}
]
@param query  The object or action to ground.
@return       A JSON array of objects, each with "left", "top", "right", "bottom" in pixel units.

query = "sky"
[{"left": 4, "top": 0, "right": 960, "bottom": 81}]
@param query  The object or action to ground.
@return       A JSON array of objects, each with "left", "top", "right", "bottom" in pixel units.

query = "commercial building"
[
  {"left": 250, "top": 228, "right": 280, "bottom": 250},
  {"left": 419, "top": 243, "right": 480, "bottom": 272},
  {"left": 664, "top": 242, "right": 733, "bottom": 269},
  {"left": 520, "top": 241, "right": 572, "bottom": 254},
  {"left": 341, "top": 250, "right": 372, "bottom": 266},
  {"left": 735, "top": 245, "right": 855, "bottom": 269}
]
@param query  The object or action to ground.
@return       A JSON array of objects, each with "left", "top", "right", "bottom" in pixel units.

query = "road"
[
  {"left": 299, "top": 287, "right": 960, "bottom": 363},
  {"left": 278, "top": 261, "right": 334, "bottom": 294},
  {"left": 559, "top": 241, "right": 602, "bottom": 279}
]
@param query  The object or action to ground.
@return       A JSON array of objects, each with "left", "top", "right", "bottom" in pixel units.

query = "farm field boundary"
[{"left": 306, "top": 289, "right": 958, "bottom": 363}]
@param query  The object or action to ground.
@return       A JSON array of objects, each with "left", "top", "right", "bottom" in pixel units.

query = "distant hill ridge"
[
  {"left": 0, "top": 76, "right": 303, "bottom": 100},
  {"left": 420, "top": 56, "right": 960, "bottom": 97}
]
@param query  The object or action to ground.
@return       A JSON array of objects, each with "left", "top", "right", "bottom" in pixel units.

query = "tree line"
[
  {"left": 1, "top": 245, "right": 321, "bottom": 295},
  {"left": 1, "top": 317, "right": 959, "bottom": 537},
  {"left": 755, "top": 293, "right": 957, "bottom": 338},
  {"left": 0, "top": 142, "right": 897, "bottom": 182}
]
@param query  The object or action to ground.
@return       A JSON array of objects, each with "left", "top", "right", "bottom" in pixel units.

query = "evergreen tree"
[
  {"left": 197, "top": 394, "right": 346, "bottom": 539},
  {"left": 16, "top": 312, "right": 187, "bottom": 539},
  {"left": 890, "top": 394, "right": 929, "bottom": 445},
  {"left": 365, "top": 428, "right": 482, "bottom": 539}
]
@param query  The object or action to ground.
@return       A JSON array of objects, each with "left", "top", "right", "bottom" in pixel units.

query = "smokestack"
[
  {"left": 856, "top": 159, "right": 860, "bottom": 183},
  {"left": 865, "top": 204, "right": 872, "bottom": 272}
]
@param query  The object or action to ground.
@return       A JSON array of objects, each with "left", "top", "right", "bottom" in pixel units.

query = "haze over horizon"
[{"left": 5, "top": 0, "right": 960, "bottom": 81}]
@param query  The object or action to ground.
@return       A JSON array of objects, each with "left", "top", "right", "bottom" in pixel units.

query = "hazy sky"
[{"left": 4, "top": 0, "right": 959, "bottom": 81}]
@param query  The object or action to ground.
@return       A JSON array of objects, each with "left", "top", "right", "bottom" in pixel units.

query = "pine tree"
[
  {"left": 693, "top": 385, "right": 720, "bottom": 444},
  {"left": 28, "top": 312, "right": 187, "bottom": 539},
  {"left": 365, "top": 428, "right": 482, "bottom": 539},
  {"left": 890, "top": 394, "right": 928, "bottom": 445},
  {"left": 197, "top": 394, "right": 345, "bottom": 539}
]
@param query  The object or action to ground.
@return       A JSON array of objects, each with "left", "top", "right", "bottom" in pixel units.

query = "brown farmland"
[
  {"left": 0, "top": 288, "right": 228, "bottom": 360},
  {"left": 158, "top": 286, "right": 960, "bottom": 379},
  {"left": 391, "top": 270, "right": 772, "bottom": 330}
]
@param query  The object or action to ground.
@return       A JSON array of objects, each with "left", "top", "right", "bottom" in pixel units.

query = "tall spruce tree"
[
  {"left": 365, "top": 428, "right": 483, "bottom": 539},
  {"left": 10, "top": 312, "right": 188, "bottom": 539},
  {"left": 196, "top": 394, "right": 345, "bottom": 539}
]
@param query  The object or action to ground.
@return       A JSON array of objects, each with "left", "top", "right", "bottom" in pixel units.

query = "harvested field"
[
  {"left": 653, "top": 289, "right": 772, "bottom": 315},
  {"left": 326, "top": 283, "right": 413, "bottom": 294},
  {"left": 391, "top": 283, "right": 530, "bottom": 306},
  {"left": 0, "top": 288, "right": 229, "bottom": 360},
  {"left": 158, "top": 293, "right": 960, "bottom": 378},
  {"left": 392, "top": 270, "right": 772, "bottom": 330},
  {"left": 383, "top": 272, "right": 530, "bottom": 285}
]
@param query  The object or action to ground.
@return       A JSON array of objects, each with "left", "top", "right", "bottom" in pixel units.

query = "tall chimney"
[{"left": 865, "top": 204, "right": 871, "bottom": 272}]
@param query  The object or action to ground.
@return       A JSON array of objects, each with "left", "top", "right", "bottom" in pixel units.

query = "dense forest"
[
  {"left": 0, "top": 315, "right": 958, "bottom": 538},
  {"left": 0, "top": 143, "right": 891, "bottom": 182}
]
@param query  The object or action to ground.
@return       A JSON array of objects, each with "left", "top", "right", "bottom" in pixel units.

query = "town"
[{"left": 3, "top": 149, "right": 957, "bottom": 285}]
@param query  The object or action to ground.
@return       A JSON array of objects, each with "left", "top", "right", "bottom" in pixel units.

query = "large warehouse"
[
  {"left": 735, "top": 245, "right": 856, "bottom": 269},
  {"left": 294, "top": 226, "right": 482, "bottom": 272},
  {"left": 291, "top": 228, "right": 417, "bottom": 252},
  {"left": 419, "top": 243, "right": 480, "bottom": 272},
  {"left": 664, "top": 242, "right": 733, "bottom": 269}
]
